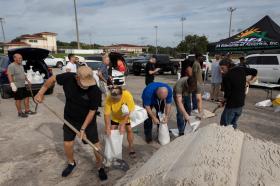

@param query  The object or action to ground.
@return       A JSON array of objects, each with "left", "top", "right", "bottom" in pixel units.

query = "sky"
[{"left": 0, "top": 0, "right": 280, "bottom": 47}]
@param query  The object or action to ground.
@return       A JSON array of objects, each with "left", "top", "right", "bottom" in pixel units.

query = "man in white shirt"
[
  {"left": 210, "top": 54, "right": 222, "bottom": 101},
  {"left": 65, "top": 54, "right": 77, "bottom": 73}
]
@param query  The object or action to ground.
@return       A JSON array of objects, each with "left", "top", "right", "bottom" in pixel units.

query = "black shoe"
[
  {"left": 145, "top": 136, "right": 152, "bottom": 144},
  {"left": 62, "top": 161, "right": 76, "bottom": 177},
  {"left": 98, "top": 168, "right": 108, "bottom": 181},
  {"left": 25, "top": 110, "right": 36, "bottom": 115},
  {"left": 18, "top": 112, "right": 28, "bottom": 118}
]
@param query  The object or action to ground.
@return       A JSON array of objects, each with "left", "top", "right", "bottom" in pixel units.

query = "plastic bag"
[
  {"left": 202, "top": 92, "right": 210, "bottom": 100},
  {"left": 104, "top": 130, "right": 123, "bottom": 166},
  {"left": 130, "top": 105, "right": 148, "bottom": 128},
  {"left": 158, "top": 123, "right": 170, "bottom": 145},
  {"left": 184, "top": 116, "right": 201, "bottom": 134},
  {"left": 255, "top": 99, "right": 272, "bottom": 107}
]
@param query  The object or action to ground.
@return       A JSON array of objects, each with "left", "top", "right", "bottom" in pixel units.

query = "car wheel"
[
  {"left": 171, "top": 67, "right": 178, "bottom": 75},
  {"left": 56, "top": 62, "right": 63, "bottom": 68}
]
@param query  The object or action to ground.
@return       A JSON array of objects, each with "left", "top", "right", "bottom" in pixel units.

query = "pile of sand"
[{"left": 117, "top": 124, "right": 280, "bottom": 186}]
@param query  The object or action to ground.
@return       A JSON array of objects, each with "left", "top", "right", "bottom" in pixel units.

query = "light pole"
[
  {"left": 180, "top": 17, "right": 186, "bottom": 41},
  {"left": 154, "top": 25, "right": 158, "bottom": 54},
  {"left": 0, "top": 18, "right": 6, "bottom": 42},
  {"left": 73, "top": 0, "right": 80, "bottom": 49},
  {"left": 227, "top": 7, "right": 236, "bottom": 37}
]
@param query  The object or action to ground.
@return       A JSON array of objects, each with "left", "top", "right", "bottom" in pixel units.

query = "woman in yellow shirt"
[{"left": 104, "top": 86, "right": 136, "bottom": 158}]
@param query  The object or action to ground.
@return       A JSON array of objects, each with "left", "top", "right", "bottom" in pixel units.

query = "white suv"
[
  {"left": 187, "top": 54, "right": 211, "bottom": 80},
  {"left": 44, "top": 55, "right": 65, "bottom": 68},
  {"left": 246, "top": 54, "right": 280, "bottom": 84}
]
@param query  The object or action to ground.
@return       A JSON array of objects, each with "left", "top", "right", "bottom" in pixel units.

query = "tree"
[{"left": 176, "top": 34, "right": 209, "bottom": 54}]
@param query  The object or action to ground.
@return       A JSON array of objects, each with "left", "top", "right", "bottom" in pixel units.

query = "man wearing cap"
[{"left": 34, "top": 66, "right": 108, "bottom": 181}]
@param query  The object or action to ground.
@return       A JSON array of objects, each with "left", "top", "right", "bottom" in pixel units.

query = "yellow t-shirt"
[{"left": 104, "top": 90, "right": 135, "bottom": 124}]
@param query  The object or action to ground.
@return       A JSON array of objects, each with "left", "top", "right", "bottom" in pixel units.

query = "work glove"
[
  {"left": 10, "top": 82, "right": 17, "bottom": 92},
  {"left": 121, "top": 104, "right": 129, "bottom": 116}
]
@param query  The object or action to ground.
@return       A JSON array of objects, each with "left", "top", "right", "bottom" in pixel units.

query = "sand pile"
[{"left": 117, "top": 124, "right": 280, "bottom": 186}]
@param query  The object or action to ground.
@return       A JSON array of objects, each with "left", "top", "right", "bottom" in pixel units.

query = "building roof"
[
  {"left": 104, "top": 44, "right": 147, "bottom": 48},
  {"left": 36, "top": 32, "right": 57, "bottom": 36},
  {"left": 20, "top": 34, "right": 46, "bottom": 40},
  {"left": 4, "top": 42, "right": 30, "bottom": 46}
]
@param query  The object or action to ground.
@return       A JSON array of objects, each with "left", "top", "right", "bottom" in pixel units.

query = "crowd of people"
[{"left": 6, "top": 51, "right": 257, "bottom": 181}]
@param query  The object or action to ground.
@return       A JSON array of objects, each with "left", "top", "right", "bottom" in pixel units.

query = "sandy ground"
[
  {"left": 0, "top": 69, "right": 279, "bottom": 186},
  {"left": 118, "top": 124, "right": 280, "bottom": 186}
]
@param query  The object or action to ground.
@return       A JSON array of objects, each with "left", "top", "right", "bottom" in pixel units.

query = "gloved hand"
[
  {"left": 10, "top": 82, "right": 17, "bottom": 92},
  {"left": 121, "top": 104, "right": 129, "bottom": 116}
]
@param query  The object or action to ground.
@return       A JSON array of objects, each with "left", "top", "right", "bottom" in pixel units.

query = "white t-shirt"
[{"left": 64, "top": 62, "right": 77, "bottom": 73}]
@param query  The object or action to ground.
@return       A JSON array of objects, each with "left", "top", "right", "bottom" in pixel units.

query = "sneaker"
[
  {"left": 98, "top": 167, "right": 108, "bottom": 181},
  {"left": 18, "top": 112, "right": 28, "bottom": 118},
  {"left": 62, "top": 161, "right": 76, "bottom": 177},
  {"left": 25, "top": 110, "right": 36, "bottom": 115}
]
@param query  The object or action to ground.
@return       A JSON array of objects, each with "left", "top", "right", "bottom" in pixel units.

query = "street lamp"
[
  {"left": 0, "top": 18, "right": 6, "bottom": 42},
  {"left": 154, "top": 25, "right": 158, "bottom": 54},
  {"left": 180, "top": 17, "right": 186, "bottom": 41},
  {"left": 227, "top": 7, "right": 237, "bottom": 37},
  {"left": 73, "top": 0, "right": 80, "bottom": 49}
]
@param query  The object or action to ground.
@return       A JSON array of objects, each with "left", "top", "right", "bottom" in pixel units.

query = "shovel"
[
  {"left": 28, "top": 84, "right": 38, "bottom": 113},
  {"left": 42, "top": 102, "right": 129, "bottom": 172}
]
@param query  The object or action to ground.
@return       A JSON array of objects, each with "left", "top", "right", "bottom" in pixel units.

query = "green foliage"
[
  {"left": 57, "top": 40, "right": 103, "bottom": 49},
  {"left": 147, "top": 45, "right": 176, "bottom": 56},
  {"left": 176, "top": 34, "right": 209, "bottom": 54}
]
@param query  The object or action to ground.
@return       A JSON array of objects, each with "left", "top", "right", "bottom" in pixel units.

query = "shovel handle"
[{"left": 42, "top": 102, "right": 106, "bottom": 158}]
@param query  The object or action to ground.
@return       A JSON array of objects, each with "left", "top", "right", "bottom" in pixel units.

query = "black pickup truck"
[{"left": 132, "top": 54, "right": 179, "bottom": 75}]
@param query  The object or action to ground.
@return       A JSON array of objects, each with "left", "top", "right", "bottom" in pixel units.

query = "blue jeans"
[
  {"left": 192, "top": 92, "right": 198, "bottom": 110},
  {"left": 176, "top": 96, "right": 192, "bottom": 134},
  {"left": 220, "top": 107, "right": 243, "bottom": 129}
]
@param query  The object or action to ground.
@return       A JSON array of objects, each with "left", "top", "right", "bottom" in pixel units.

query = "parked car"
[
  {"left": 187, "top": 54, "right": 212, "bottom": 80},
  {"left": 0, "top": 48, "right": 55, "bottom": 99},
  {"left": 85, "top": 55, "right": 103, "bottom": 62},
  {"left": 125, "top": 56, "right": 145, "bottom": 73},
  {"left": 132, "top": 54, "right": 179, "bottom": 75},
  {"left": 246, "top": 54, "right": 280, "bottom": 84},
  {"left": 44, "top": 55, "right": 65, "bottom": 68}
]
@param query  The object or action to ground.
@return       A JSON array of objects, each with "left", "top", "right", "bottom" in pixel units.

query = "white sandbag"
[
  {"left": 130, "top": 105, "right": 148, "bottom": 128},
  {"left": 202, "top": 92, "right": 210, "bottom": 100},
  {"left": 158, "top": 123, "right": 170, "bottom": 145},
  {"left": 104, "top": 130, "right": 123, "bottom": 166},
  {"left": 255, "top": 99, "right": 272, "bottom": 107},
  {"left": 184, "top": 116, "right": 201, "bottom": 134}
]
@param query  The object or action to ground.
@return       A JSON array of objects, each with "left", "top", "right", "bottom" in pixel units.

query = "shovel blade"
[{"left": 111, "top": 158, "right": 129, "bottom": 172}]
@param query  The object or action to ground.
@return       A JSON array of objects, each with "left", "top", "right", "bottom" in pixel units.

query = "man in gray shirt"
[
  {"left": 210, "top": 54, "right": 222, "bottom": 101},
  {"left": 173, "top": 76, "right": 203, "bottom": 135},
  {"left": 7, "top": 53, "right": 34, "bottom": 117}
]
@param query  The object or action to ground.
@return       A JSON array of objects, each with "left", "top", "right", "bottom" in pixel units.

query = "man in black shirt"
[
  {"left": 35, "top": 66, "right": 107, "bottom": 181},
  {"left": 219, "top": 58, "right": 257, "bottom": 129},
  {"left": 145, "top": 57, "right": 160, "bottom": 85}
]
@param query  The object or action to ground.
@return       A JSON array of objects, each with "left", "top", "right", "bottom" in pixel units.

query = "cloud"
[{"left": 0, "top": 0, "right": 279, "bottom": 47}]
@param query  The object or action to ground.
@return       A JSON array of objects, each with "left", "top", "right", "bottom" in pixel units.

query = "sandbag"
[
  {"left": 184, "top": 116, "right": 201, "bottom": 134},
  {"left": 130, "top": 105, "right": 148, "bottom": 128},
  {"left": 104, "top": 130, "right": 123, "bottom": 166},
  {"left": 255, "top": 99, "right": 272, "bottom": 107},
  {"left": 158, "top": 123, "right": 170, "bottom": 145}
]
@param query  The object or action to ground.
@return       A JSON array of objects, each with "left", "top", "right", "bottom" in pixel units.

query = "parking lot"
[{"left": 0, "top": 69, "right": 280, "bottom": 185}]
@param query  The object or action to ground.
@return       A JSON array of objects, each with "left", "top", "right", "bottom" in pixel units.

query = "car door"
[
  {"left": 259, "top": 56, "right": 279, "bottom": 83},
  {"left": 247, "top": 56, "right": 262, "bottom": 81}
]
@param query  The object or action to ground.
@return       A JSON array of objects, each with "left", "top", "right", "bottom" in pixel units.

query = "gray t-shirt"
[
  {"left": 8, "top": 62, "right": 26, "bottom": 88},
  {"left": 173, "top": 77, "right": 202, "bottom": 97}
]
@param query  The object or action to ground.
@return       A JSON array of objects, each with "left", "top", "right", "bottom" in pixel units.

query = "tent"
[{"left": 214, "top": 15, "right": 280, "bottom": 51}]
